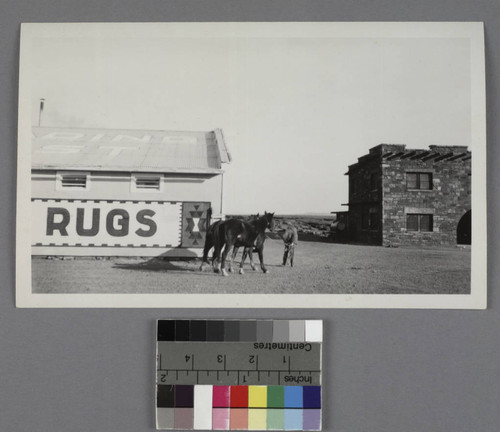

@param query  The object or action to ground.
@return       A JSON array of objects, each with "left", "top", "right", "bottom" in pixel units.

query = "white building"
[{"left": 31, "top": 127, "right": 231, "bottom": 257}]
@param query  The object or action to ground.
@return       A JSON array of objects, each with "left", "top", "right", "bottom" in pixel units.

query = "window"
[
  {"left": 135, "top": 177, "right": 160, "bottom": 190},
  {"left": 56, "top": 172, "right": 90, "bottom": 190},
  {"left": 132, "top": 174, "right": 162, "bottom": 192},
  {"left": 407, "top": 214, "right": 433, "bottom": 232},
  {"left": 406, "top": 172, "right": 432, "bottom": 190},
  {"left": 61, "top": 174, "right": 87, "bottom": 188}
]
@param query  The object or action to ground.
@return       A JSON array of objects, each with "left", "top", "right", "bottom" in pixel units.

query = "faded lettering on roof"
[
  {"left": 39, "top": 132, "right": 85, "bottom": 141},
  {"left": 99, "top": 146, "right": 138, "bottom": 159},
  {"left": 31, "top": 127, "right": 228, "bottom": 172},
  {"left": 39, "top": 144, "right": 85, "bottom": 154},
  {"left": 36, "top": 131, "right": 197, "bottom": 145},
  {"left": 38, "top": 144, "right": 139, "bottom": 160},
  {"left": 111, "top": 134, "right": 152, "bottom": 143},
  {"left": 89, "top": 134, "right": 106, "bottom": 142}
]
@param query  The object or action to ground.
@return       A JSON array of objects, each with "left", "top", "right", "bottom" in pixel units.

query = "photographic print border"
[{"left": 16, "top": 22, "right": 487, "bottom": 308}]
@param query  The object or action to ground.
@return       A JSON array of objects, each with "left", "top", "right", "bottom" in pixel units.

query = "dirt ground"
[{"left": 32, "top": 239, "right": 471, "bottom": 294}]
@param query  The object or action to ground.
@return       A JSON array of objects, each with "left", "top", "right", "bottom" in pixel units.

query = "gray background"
[{"left": 1, "top": 1, "right": 499, "bottom": 431}]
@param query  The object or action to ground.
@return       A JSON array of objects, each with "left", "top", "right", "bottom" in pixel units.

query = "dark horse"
[
  {"left": 199, "top": 214, "right": 258, "bottom": 273},
  {"left": 227, "top": 214, "right": 271, "bottom": 274},
  {"left": 199, "top": 220, "right": 223, "bottom": 271},
  {"left": 200, "top": 212, "right": 275, "bottom": 276}
]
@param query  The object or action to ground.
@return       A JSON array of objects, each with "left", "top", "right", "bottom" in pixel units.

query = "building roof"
[
  {"left": 346, "top": 144, "right": 471, "bottom": 173},
  {"left": 31, "top": 127, "right": 231, "bottom": 174}
]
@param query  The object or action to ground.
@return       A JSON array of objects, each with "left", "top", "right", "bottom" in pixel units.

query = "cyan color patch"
[
  {"left": 284, "top": 386, "right": 303, "bottom": 408},
  {"left": 284, "top": 409, "right": 303, "bottom": 430}
]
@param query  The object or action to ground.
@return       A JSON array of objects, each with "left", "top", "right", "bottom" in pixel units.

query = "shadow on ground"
[
  {"left": 113, "top": 258, "right": 198, "bottom": 274},
  {"left": 113, "top": 256, "right": 286, "bottom": 275}
]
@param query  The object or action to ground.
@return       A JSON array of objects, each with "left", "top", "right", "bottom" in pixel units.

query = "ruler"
[
  {"left": 157, "top": 342, "right": 321, "bottom": 386},
  {"left": 155, "top": 319, "right": 323, "bottom": 431}
]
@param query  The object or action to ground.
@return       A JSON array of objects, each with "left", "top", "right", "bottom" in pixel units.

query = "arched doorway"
[{"left": 457, "top": 210, "right": 471, "bottom": 245}]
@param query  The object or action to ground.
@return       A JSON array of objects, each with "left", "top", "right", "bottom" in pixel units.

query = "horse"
[
  {"left": 227, "top": 214, "right": 270, "bottom": 274},
  {"left": 199, "top": 214, "right": 258, "bottom": 273},
  {"left": 211, "top": 212, "right": 275, "bottom": 276},
  {"left": 277, "top": 224, "right": 298, "bottom": 267},
  {"left": 199, "top": 220, "right": 223, "bottom": 272}
]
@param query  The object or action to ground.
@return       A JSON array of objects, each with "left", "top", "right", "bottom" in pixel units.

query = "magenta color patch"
[
  {"left": 212, "top": 408, "right": 230, "bottom": 430},
  {"left": 213, "top": 386, "right": 231, "bottom": 407}
]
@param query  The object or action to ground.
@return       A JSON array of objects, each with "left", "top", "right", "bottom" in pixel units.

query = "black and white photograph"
[{"left": 16, "top": 22, "right": 487, "bottom": 308}]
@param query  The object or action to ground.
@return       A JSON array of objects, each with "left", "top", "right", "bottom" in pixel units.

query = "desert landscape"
[{"left": 32, "top": 215, "right": 470, "bottom": 295}]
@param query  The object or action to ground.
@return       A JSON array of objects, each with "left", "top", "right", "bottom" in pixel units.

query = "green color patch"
[
  {"left": 267, "top": 386, "right": 285, "bottom": 408},
  {"left": 267, "top": 409, "right": 285, "bottom": 430}
]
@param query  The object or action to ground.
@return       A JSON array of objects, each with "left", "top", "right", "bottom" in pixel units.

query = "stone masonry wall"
[
  {"left": 348, "top": 156, "right": 382, "bottom": 245},
  {"left": 382, "top": 154, "right": 471, "bottom": 247}
]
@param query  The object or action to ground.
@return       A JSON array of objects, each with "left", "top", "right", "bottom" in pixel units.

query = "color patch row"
[
  {"left": 156, "top": 385, "right": 321, "bottom": 430},
  {"left": 157, "top": 407, "right": 321, "bottom": 430},
  {"left": 157, "top": 385, "right": 321, "bottom": 409},
  {"left": 157, "top": 320, "right": 323, "bottom": 343}
]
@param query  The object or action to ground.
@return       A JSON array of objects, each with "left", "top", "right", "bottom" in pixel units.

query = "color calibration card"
[{"left": 156, "top": 320, "right": 323, "bottom": 430}]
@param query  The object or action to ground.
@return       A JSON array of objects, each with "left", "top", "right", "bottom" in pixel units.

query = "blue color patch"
[
  {"left": 284, "top": 386, "right": 303, "bottom": 408},
  {"left": 303, "top": 386, "right": 321, "bottom": 408}
]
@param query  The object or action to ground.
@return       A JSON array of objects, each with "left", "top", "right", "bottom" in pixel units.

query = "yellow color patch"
[
  {"left": 248, "top": 409, "right": 267, "bottom": 430},
  {"left": 248, "top": 386, "right": 267, "bottom": 408}
]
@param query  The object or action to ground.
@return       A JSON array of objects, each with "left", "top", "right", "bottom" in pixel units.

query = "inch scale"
[{"left": 156, "top": 342, "right": 322, "bottom": 386}]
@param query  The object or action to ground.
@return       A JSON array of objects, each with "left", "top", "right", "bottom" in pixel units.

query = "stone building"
[{"left": 345, "top": 144, "right": 471, "bottom": 247}]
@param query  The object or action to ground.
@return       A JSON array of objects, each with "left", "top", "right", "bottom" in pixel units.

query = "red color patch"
[{"left": 230, "top": 386, "right": 249, "bottom": 408}]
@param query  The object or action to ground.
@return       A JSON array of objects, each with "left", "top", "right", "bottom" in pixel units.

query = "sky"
[{"left": 28, "top": 26, "right": 472, "bottom": 214}]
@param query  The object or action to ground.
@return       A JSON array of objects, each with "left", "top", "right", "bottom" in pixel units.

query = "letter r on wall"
[{"left": 46, "top": 208, "right": 70, "bottom": 236}]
